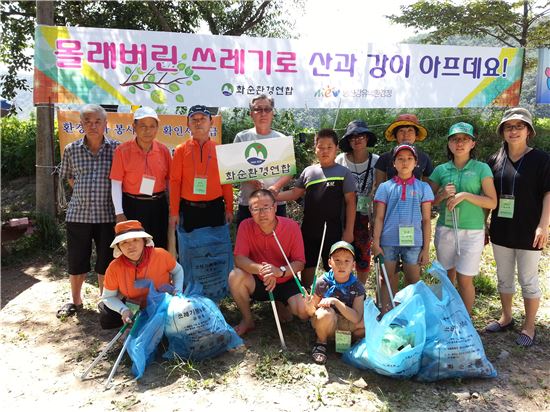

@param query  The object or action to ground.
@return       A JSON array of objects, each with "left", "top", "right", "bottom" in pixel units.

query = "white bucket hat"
[{"left": 110, "top": 220, "right": 154, "bottom": 258}]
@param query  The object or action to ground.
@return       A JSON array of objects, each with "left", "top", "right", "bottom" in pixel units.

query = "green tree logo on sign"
[
  {"left": 119, "top": 53, "right": 201, "bottom": 105},
  {"left": 245, "top": 143, "right": 268, "bottom": 165}
]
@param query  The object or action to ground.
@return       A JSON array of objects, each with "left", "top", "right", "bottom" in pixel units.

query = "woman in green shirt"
[{"left": 429, "top": 122, "right": 497, "bottom": 314}]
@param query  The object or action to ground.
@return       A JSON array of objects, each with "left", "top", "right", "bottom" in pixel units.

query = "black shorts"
[
  {"left": 250, "top": 276, "right": 302, "bottom": 304},
  {"left": 98, "top": 301, "right": 123, "bottom": 329},
  {"left": 66, "top": 222, "right": 115, "bottom": 275},
  {"left": 302, "top": 225, "right": 341, "bottom": 270}
]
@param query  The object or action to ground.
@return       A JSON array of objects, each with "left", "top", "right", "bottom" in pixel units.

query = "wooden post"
[{"left": 35, "top": 1, "right": 56, "bottom": 217}]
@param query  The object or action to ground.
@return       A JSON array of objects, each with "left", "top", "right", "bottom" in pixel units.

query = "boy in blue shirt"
[
  {"left": 305, "top": 241, "right": 365, "bottom": 364},
  {"left": 277, "top": 129, "right": 356, "bottom": 288},
  {"left": 372, "top": 144, "right": 433, "bottom": 313}
]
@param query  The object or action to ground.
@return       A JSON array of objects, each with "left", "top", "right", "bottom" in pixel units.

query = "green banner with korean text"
[{"left": 216, "top": 137, "right": 296, "bottom": 184}]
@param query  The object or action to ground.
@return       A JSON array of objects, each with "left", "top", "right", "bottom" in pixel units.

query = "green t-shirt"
[{"left": 429, "top": 159, "right": 493, "bottom": 230}]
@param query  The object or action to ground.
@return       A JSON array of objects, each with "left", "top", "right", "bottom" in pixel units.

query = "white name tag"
[{"left": 139, "top": 175, "right": 155, "bottom": 196}]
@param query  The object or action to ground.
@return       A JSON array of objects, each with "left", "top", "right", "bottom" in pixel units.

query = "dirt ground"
[{"left": 1, "top": 255, "right": 549, "bottom": 412}]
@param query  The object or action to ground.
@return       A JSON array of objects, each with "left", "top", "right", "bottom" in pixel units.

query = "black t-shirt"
[
  {"left": 488, "top": 148, "right": 550, "bottom": 250},
  {"left": 374, "top": 147, "right": 433, "bottom": 180}
]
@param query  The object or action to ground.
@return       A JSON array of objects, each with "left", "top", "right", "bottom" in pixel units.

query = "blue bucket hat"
[{"left": 339, "top": 120, "right": 377, "bottom": 152}]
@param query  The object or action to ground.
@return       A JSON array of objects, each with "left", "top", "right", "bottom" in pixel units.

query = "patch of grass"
[
  {"left": 163, "top": 353, "right": 239, "bottom": 392},
  {"left": 253, "top": 350, "right": 311, "bottom": 385},
  {"left": 111, "top": 395, "right": 140, "bottom": 411},
  {"left": 474, "top": 274, "right": 497, "bottom": 296}
]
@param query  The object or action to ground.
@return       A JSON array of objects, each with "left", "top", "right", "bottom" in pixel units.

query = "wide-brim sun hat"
[
  {"left": 329, "top": 240, "right": 355, "bottom": 257},
  {"left": 447, "top": 122, "right": 475, "bottom": 140},
  {"left": 384, "top": 113, "right": 428, "bottom": 142},
  {"left": 110, "top": 220, "right": 154, "bottom": 258},
  {"left": 496, "top": 107, "right": 536, "bottom": 138},
  {"left": 339, "top": 120, "right": 377, "bottom": 152}
]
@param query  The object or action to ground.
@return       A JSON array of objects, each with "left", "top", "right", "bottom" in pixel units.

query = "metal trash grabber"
[
  {"left": 104, "top": 311, "right": 142, "bottom": 389},
  {"left": 374, "top": 255, "right": 382, "bottom": 309},
  {"left": 268, "top": 291, "right": 287, "bottom": 349},
  {"left": 311, "top": 221, "right": 327, "bottom": 294},
  {"left": 375, "top": 254, "right": 395, "bottom": 309},
  {"left": 80, "top": 311, "right": 138, "bottom": 381},
  {"left": 451, "top": 208, "right": 461, "bottom": 255},
  {"left": 272, "top": 231, "right": 307, "bottom": 298}
]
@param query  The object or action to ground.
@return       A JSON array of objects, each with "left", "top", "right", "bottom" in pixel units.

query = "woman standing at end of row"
[{"left": 484, "top": 108, "right": 550, "bottom": 348}]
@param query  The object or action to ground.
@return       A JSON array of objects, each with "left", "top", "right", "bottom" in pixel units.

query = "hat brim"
[
  {"left": 330, "top": 246, "right": 355, "bottom": 257},
  {"left": 111, "top": 232, "right": 154, "bottom": 258},
  {"left": 339, "top": 130, "right": 377, "bottom": 152},
  {"left": 384, "top": 121, "right": 428, "bottom": 142}
]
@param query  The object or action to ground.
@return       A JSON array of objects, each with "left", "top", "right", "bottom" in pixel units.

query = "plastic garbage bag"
[
  {"left": 163, "top": 282, "right": 243, "bottom": 361},
  {"left": 177, "top": 224, "right": 233, "bottom": 302},
  {"left": 127, "top": 280, "right": 171, "bottom": 379},
  {"left": 395, "top": 261, "right": 497, "bottom": 381},
  {"left": 343, "top": 293, "right": 426, "bottom": 379}
]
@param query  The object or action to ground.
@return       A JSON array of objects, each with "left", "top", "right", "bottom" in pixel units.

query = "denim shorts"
[{"left": 382, "top": 246, "right": 422, "bottom": 264}]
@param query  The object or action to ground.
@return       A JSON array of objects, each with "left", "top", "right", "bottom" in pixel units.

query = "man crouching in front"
[{"left": 228, "top": 189, "right": 309, "bottom": 336}]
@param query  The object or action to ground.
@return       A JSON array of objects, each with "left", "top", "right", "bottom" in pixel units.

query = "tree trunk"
[{"left": 35, "top": 1, "right": 56, "bottom": 218}]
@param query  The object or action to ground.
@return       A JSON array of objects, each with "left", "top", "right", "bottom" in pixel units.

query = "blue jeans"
[{"left": 382, "top": 246, "right": 422, "bottom": 264}]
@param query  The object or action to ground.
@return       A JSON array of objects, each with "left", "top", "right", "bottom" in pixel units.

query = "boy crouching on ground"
[{"left": 305, "top": 241, "right": 365, "bottom": 365}]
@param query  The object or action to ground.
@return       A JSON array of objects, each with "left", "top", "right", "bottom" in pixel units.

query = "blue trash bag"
[
  {"left": 396, "top": 261, "right": 497, "bottom": 382},
  {"left": 177, "top": 224, "right": 233, "bottom": 302},
  {"left": 343, "top": 294, "right": 426, "bottom": 379},
  {"left": 126, "top": 280, "right": 171, "bottom": 379},
  {"left": 163, "top": 282, "right": 243, "bottom": 361}
]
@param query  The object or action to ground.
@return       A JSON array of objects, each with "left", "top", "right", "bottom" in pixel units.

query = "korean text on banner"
[
  {"left": 35, "top": 25, "right": 523, "bottom": 109},
  {"left": 57, "top": 111, "right": 222, "bottom": 157},
  {"left": 216, "top": 136, "right": 296, "bottom": 184}
]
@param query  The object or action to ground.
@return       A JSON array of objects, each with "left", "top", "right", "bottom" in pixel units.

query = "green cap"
[
  {"left": 447, "top": 122, "right": 475, "bottom": 140},
  {"left": 329, "top": 241, "right": 355, "bottom": 257}
]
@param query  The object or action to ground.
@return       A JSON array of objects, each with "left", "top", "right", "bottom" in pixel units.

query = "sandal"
[
  {"left": 516, "top": 331, "right": 536, "bottom": 348},
  {"left": 56, "top": 302, "right": 83, "bottom": 318},
  {"left": 312, "top": 342, "right": 328, "bottom": 365},
  {"left": 484, "top": 319, "right": 515, "bottom": 333}
]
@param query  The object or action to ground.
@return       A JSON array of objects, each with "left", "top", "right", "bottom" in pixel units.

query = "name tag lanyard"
[
  {"left": 498, "top": 155, "right": 525, "bottom": 219},
  {"left": 354, "top": 154, "right": 373, "bottom": 215},
  {"left": 140, "top": 149, "right": 156, "bottom": 196},
  {"left": 192, "top": 144, "right": 212, "bottom": 195},
  {"left": 395, "top": 179, "right": 416, "bottom": 246}
]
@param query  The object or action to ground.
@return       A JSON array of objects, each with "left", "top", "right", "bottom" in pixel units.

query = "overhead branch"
[
  {"left": 147, "top": 2, "right": 172, "bottom": 32},
  {"left": 224, "top": 1, "right": 270, "bottom": 35}
]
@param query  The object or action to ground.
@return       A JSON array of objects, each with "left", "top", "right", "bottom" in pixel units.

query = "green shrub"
[
  {"left": 0, "top": 115, "right": 61, "bottom": 181},
  {"left": 1, "top": 116, "right": 37, "bottom": 180}
]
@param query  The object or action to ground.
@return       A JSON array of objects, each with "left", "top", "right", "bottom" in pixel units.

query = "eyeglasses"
[
  {"left": 249, "top": 205, "right": 274, "bottom": 214},
  {"left": 349, "top": 135, "right": 366, "bottom": 141},
  {"left": 502, "top": 123, "right": 527, "bottom": 132},
  {"left": 252, "top": 107, "right": 273, "bottom": 114}
]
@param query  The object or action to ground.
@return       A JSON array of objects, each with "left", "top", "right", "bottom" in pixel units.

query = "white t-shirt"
[
  {"left": 335, "top": 152, "right": 379, "bottom": 196},
  {"left": 233, "top": 127, "right": 288, "bottom": 206}
]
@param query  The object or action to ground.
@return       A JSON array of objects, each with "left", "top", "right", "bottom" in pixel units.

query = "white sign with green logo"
[{"left": 216, "top": 136, "right": 296, "bottom": 184}]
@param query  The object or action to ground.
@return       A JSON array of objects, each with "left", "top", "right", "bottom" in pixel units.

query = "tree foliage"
[
  {"left": 387, "top": 0, "right": 550, "bottom": 48},
  {"left": 0, "top": 0, "right": 303, "bottom": 102}
]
